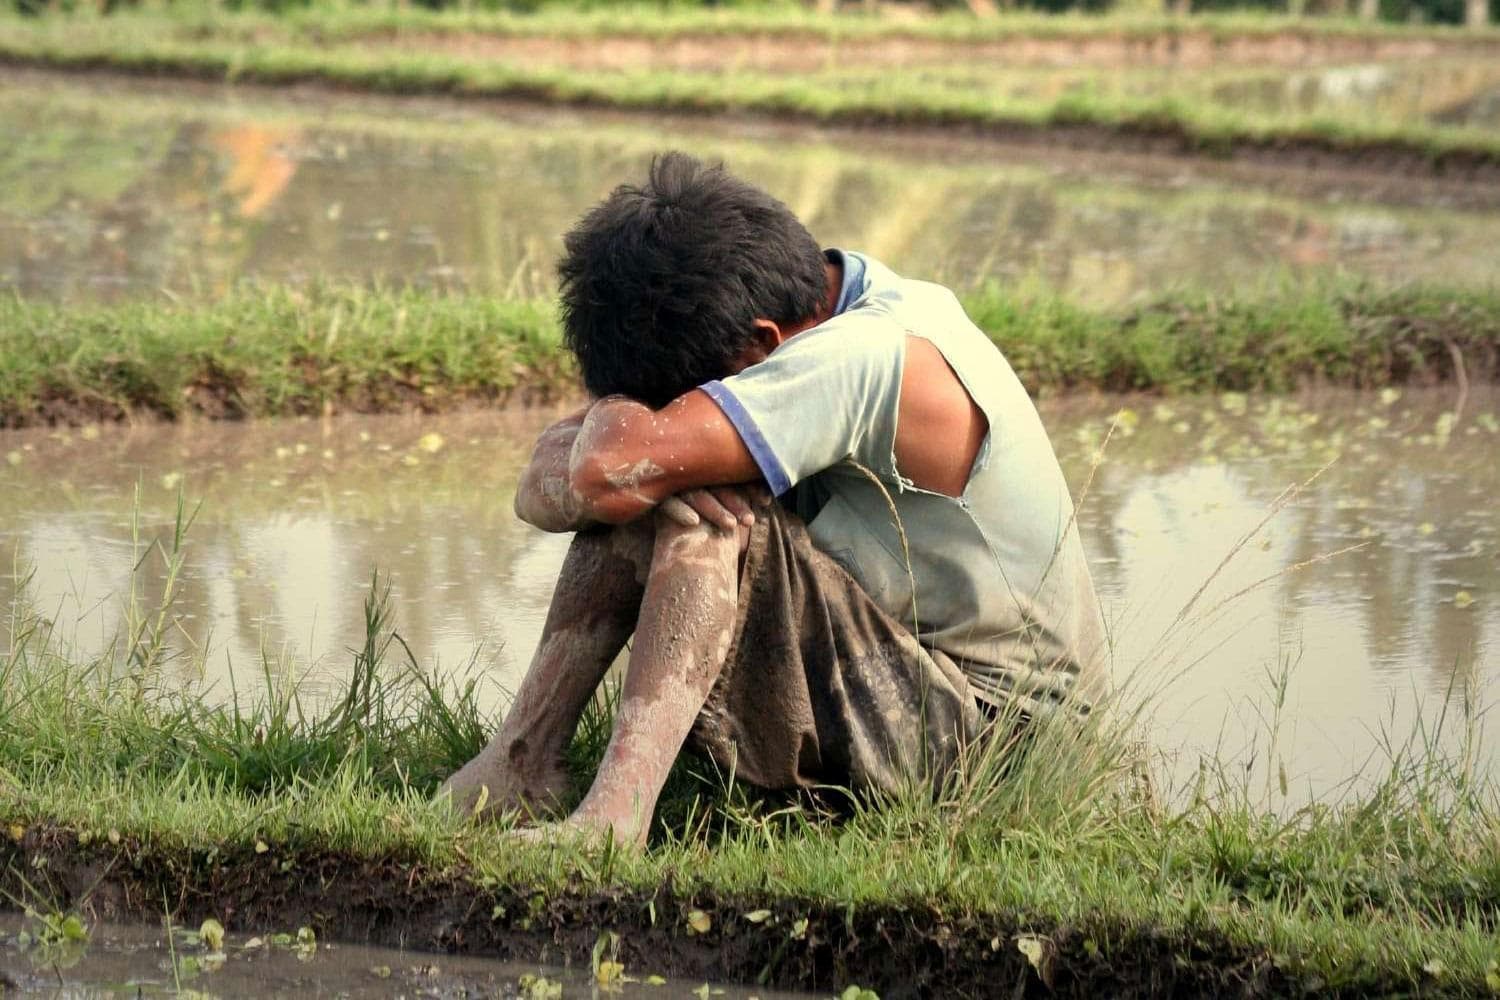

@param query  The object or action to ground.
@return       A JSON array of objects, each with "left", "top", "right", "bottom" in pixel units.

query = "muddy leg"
[
  {"left": 438, "top": 520, "right": 653, "bottom": 819},
  {"left": 545, "top": 510, "right": 743, "bottom": 848}
]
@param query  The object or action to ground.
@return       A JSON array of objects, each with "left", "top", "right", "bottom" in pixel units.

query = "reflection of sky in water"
[
  {"left": 4, "top": 74, "right": 1500, "bottom": 307},
  {"left": 2, "top": 388, "right": 1496, "bottom": 800}
]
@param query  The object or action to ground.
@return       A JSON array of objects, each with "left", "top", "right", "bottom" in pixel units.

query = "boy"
[{"left": 440, "top": 152, "right": 1107, "bottom": 846}]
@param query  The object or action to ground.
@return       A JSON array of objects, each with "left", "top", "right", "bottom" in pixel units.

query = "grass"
[
  {"left": 22, "top": 2, "right": 1500, "bottom": 45},
  {"left": 2, "top": 497, "right": 1499, "bottom": 995},
  {"left": 1, "top": 282, "right": 1496, "bottom": 427},
  {"left": 2, "top": 9, "right": 1499, "bottom": 166}
]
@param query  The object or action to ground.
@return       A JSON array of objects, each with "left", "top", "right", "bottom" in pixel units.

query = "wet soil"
[{"left": 0, "top": 823, "right": 1306, "bottom": 999}]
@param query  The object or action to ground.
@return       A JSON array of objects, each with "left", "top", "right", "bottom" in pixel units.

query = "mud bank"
[{"left": 0, "top": 824, "right": 1302, "bottom": 999}]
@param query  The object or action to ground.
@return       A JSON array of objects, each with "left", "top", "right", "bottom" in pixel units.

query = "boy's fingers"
[
  {"left": 679, "top": 489, "right": 739, "bottom": 532},
  {"left": 659, "top": 496, "right": 701, "bottom": 528},
  {"left": 710, "top": 487, "right": 757, "bottom": 527}
]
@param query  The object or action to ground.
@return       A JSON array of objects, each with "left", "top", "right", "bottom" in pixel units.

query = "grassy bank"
[
  {"left": 3, "top": 10, "right": 1499, "bottom": 172},
  {"left": 2, "top": 532, "right": 1498, "bottom": 996},
  {"left": 2, "top": 283, "right": 1497, "bottom": 427},
  {"left": 17, "top": 4, "right": 1500, "bottom": 47}
]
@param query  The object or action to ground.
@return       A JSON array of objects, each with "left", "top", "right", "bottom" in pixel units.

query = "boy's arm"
[
  {"left": 513, "top": 405, "right": 594, "bottom": 533},
  {"left": 567, "top": 392, "right": 763, "bottom": 527},
  {"left": 515, "top": 395, "right": 763, "bottom": 533}
]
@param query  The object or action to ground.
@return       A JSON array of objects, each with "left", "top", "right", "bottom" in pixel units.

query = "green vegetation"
[
  {"left": 2, "top": 513, "right": 1499, "bottom": 995},
  {"left": 2, "top": 283, "right": 1495, "bottom": 427},
  {"left": 9, "top": 2, "right": 1499, "bottom": 33},
  {"left": 38, "top": 3, "right": 1500, "bottom": 41},
  {"left": 2, "top": 9, "right": 1499, "bottom": 165}
]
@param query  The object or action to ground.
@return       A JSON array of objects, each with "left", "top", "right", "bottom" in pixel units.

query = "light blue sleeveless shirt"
[{"left": 702, "top": 251, "right": 1108, "bottom": 718}]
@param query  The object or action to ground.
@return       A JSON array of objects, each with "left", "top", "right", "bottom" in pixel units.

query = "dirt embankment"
[
  {"left": 382, "top": 28, "right": 1500, "bottom": 73},
  {"left": 0, "top": 824, "right": 1314, "bottom": 999}
]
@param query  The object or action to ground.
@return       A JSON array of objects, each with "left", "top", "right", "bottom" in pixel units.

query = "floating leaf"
[
  {"left": 418, "top": 432, "right": 445, "bottom": 454},
  {"left": 744, "top": 910, "right": 773, "bottom": 924},
  {"left": 296, "top": 926, "right": 316, "bottom": 948},
  {"left": 686, "top": 910, "right": 711, "bottom": 935},
  {"left": 1455, "top": 591, "right": 1475, "bottom": 609},
  {"left": 1417, "top": 522, "right": 1436, "bottom": 536},
  {"left": 370, "top": 965, "right": 391, "bottom": 979},
  {"left": 254, "top": 840, "right": 269, "bottom": 854},
  {"left": 519, "top": 973, "right": 563, "bottom": 999},
  {"left": 591, "top": 929, "right": 620, "bottom": 983},
  {"left": 644, "top": 975, "right": 668, "bottom": 986},
  {"left": 1379, "top": 387, "right": 1402, "bottom": 407},
  {"left": 790, "top": 917, "right": 808, "bottom": 940},
  {"left": 59, "top": 914, "right": 87, "bottom": 942},
  {"left": 198, "top": 918, "right": 225, "bottom": 952}
]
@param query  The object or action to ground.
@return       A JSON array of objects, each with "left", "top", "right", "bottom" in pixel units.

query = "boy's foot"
[
  {"left": 436, "top": 755, "right": 572, "bottom": 823},
  {"left": 506, "top": 812, "right": 648, "bottom": 851}
]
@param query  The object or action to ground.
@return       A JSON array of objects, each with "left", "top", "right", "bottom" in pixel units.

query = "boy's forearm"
[
  {"left": 566, "top": 397, "right": 664, "bottom": 526},
  {"left": 566, "top": 392, "right": 763, "bottom": 526},
  {"left": 513, "top": 407, "right": 594, "bottom": 533}
]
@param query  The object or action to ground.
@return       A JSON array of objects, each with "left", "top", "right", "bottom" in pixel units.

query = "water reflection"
[
  {"left": 4, "top": 73, "right": 1500, "bottom": 306},
  {"left": 0, "top": 913, "right": 809, "bottom": 999},
  {"left": 2, "top": 388, "right": 1495, "bottom": 797}
]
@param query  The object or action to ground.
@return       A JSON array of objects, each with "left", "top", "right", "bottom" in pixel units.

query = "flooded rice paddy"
[
  {"left": 0, "top": 913, "right": 806, "bottom": 998},
  {"left": 1, "top": 387, "right": 1495, "bottom": 801},
  {"left": 5, "top": 71, "right": 1500, "bottom": 308},
  {"left": 1, "top": 68, "right": 1497, "bottom": 802}
]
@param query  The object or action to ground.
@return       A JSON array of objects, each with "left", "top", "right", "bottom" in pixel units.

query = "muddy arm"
[
  {"left": 514, "top": 406, "right": 594, "bottom": 533},
  {"left": 568, "top": 393, "right": 762, "bottom": 526}
]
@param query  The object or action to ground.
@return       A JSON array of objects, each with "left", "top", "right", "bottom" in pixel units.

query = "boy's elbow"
[{"left": 569, "top": 452, "right": 655, "bottom": 525}]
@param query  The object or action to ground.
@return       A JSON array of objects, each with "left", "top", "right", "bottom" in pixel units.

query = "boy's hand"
[{"left": 660, "top": 485, "right": 772, "bottom": 532}]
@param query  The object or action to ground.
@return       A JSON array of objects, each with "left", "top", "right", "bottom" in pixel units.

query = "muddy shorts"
[{"left": 686, "top": 506, "right": 985, "bottom": 797}]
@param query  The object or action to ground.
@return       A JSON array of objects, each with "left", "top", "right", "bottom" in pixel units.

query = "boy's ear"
[
  {"left": 751, "top": 318, "right": 785, "bottom": 354},
  {"left": 730, "top": 319, "right": 786, "bottom": 373}
]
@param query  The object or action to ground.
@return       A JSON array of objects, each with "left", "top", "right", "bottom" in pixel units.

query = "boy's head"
[{"left": 558, "top": 151, "right": 826, "bottom": 409}]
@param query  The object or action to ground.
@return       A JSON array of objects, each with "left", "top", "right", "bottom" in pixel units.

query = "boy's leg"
[
  {"left": 438, "top": 520, "right": 653, "bottom": 818},
  {"left": 542, "top": 508, "right": 744, "bottom": 848}
]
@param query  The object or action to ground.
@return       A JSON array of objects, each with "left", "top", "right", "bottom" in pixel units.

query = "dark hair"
[{"left": 557, "top": 152, "right": 826, "bottom": 409}]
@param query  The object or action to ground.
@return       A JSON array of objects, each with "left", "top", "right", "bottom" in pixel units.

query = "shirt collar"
[{"left": 826, "top": 248, "right": 868, "bottom": 317}]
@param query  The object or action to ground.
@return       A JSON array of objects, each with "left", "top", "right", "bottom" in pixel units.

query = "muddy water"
[
  {"left": 5, "top": 71, "right": 1500, "bottom": 308},
  {"left": 1, "top": 387, "right": 1495, "bottom": 798},
  {"left": 0, "top": 913, "right": 807, "bottom": 998}
]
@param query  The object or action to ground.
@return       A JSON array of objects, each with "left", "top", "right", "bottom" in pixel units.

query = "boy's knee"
[{"left": 651, "top": 509, "right": 743, "bottom": 568}]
